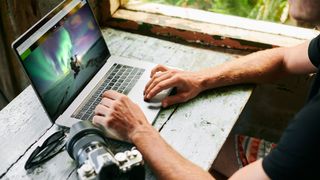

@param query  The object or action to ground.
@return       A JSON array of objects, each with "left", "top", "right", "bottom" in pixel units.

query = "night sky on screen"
[{"left": 23, "top": 4, "right": 101, "bottom": 94}]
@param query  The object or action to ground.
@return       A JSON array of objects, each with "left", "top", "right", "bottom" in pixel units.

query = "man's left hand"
[{"left": 93, "top": 90, "right": 152, "bottom": 142}]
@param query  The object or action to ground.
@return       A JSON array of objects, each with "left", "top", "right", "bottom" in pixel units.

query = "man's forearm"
[
  {"left": 198, "top": 47, "right": 287, "bottom": 91},
  {"left": 131, "top": 128, "right": 214, "bottom": 180},
  {"left": 230, "top": 159, "right": 270, "bottom": 180}
]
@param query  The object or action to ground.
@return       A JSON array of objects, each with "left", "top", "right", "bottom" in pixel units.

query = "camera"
[{"left": 66, "top": 121, "right": 145, "bottom": 180}]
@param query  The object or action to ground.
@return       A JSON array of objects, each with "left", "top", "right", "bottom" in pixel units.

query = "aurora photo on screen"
[{"left": 21, "top": 3, "right": 109, "bottom": 119}]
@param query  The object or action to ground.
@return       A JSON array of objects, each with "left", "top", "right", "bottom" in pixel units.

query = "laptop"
[{"left": 11, "top": 0, "right": 169, "bottom": 139}]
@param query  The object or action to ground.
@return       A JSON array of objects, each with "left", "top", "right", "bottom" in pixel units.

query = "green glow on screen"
[
  {"left": 21, "top": 49, "right": 31, "bottom": 61},
  {"left": 56, "top": 28, "right": 72, "bottom": 75},
  {"left": 24, "top": 28, "right": 73, "bottom": 86}
]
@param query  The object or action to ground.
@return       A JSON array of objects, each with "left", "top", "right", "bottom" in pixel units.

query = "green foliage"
[
  {"left": 210, "top": 0, "right": 288, "bottom": 22},
  {"left": 145, "top": 0, "right": 289, "bottom": 23}
]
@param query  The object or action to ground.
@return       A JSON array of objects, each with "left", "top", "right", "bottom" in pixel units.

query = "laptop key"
[{"left": 112, "top": 86, "right": 119, "bottom": 91}]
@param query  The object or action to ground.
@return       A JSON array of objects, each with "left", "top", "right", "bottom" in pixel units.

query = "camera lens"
[
  {"left": 66, "top": 121, "right": 145, "bottom": 180},
  {"left": 66, "top": 121, "right": 111, "bottom": 166}
]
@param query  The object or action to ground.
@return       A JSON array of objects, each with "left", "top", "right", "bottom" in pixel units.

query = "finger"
[
  {"left": 162, "top": 94, "right": 186, "bottom": 108},
  {"left": 102, "top": 90, "right": 122, "bottom": 100},
  {"left": 92, "top": 115, "right": 108, "bottom": 127},
  {"left": 145, "top": 78, "right": 178, "bottom": 100},
  {"left": 100, "top": 97, "right": 114, "bottom": 108},
  {"left": 94, "top": 104, "right": 110, "bottom": 116},
  {"left": 144, "top": 72, "right": 171, "bottom": 97},
  {"left": 144, "top": 72, "right": 162, "bottom": 95},
  {"left": 150, "top": 65, "right": 169, "bottom": 77}
]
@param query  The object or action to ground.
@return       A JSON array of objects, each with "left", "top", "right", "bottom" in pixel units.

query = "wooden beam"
[
  {"left": 110, "top": 0, "right": 121, "bottom": 15},
  {"left": 89, "top": 0, "right": 121, "bottom": 26},
  {"left": 124, "top": 2, "right": 319, "bottom": 41},
  {"left": 107, "top": 9, "right": 312, "bottom": 51}
]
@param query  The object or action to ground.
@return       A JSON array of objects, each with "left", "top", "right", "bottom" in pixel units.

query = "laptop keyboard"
[{"left": 72, "top": 63, "right": 145, "bottom": 121}]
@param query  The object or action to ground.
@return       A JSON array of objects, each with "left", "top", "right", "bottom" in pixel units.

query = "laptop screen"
[{"left": 13, "top": 0, "right": 110, "bottom": 121}]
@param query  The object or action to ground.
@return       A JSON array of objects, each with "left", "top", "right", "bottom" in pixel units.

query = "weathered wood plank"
[
  {"left": 123, "top": 2, "right": 318, "bottom": 41},
  {"left": 2, "top": 28, "right": 250, "bottom": 179},
  {"left": 107, "top": 9, "right": 316, "bottom": 51},
  {"left": 0, "top": 86, "right": 52, "bottom": 177},
  {"left": 2, "top": 126, "right": 77, "bottom": 180},
  {"left": 159, "top": 86, "right": 252, "bottom": 170},
  {"left": 110, "top": 0, "right": 120, "bottom": 15}
]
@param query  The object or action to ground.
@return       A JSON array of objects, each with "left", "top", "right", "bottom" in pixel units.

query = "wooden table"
[{"left": 0, "top": 28, "right": 252, "bottom": 179}]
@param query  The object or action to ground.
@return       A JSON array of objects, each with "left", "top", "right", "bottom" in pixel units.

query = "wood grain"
[
  {"left": 0, "top": 86, "right": 52, "bottom": 177},
  {"left": 124, "top": 2, "right": 318, "bottom": 41},
  {"left": 1, "top": 28, "right": 252, "bottom": 179},
  {"left": 108, "top": 9, "right": 317, "bottom": 50}
]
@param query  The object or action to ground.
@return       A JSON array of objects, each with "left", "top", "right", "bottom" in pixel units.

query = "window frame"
[{"left": 101, "top": 0, "right": 319, "bottom": 51}]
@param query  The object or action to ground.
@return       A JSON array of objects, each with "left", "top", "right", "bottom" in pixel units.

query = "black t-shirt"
[{"left": 262, "top": 35, "right": 320, "bottom": 179}]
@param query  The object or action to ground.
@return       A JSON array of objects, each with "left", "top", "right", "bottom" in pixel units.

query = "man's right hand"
[{"left": 144, "top": 65, "right": 206, "bottom": 107}]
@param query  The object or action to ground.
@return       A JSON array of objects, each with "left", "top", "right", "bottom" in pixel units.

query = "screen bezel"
[{"left": 11, "top": 0, "right": 111, "bottom": 123}]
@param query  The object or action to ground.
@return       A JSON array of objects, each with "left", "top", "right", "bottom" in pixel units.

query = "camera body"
[{"left": 66, "top": 121, "right": 145, "bottom": 180}]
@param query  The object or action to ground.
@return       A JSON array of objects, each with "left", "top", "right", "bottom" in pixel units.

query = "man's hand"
[
  {"left": 144, "top": 65, "right": 206, "bottom": 107},
  {"left": 93, "top": 90, "right": 153, "bottom": 142}
]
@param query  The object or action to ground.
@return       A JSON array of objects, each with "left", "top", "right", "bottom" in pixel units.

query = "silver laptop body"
[{"left": 12, "top": 0, "right": 168, "bottom": 134}]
